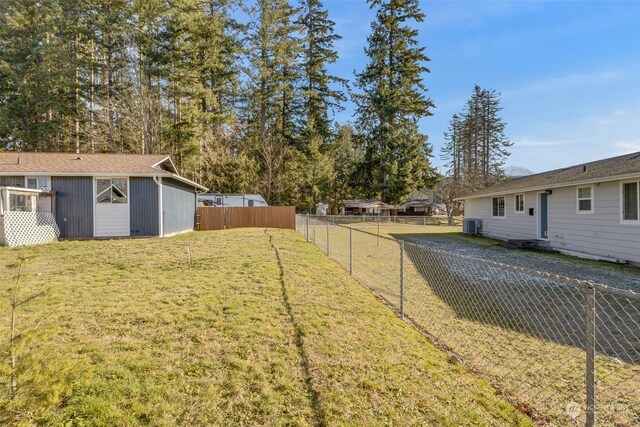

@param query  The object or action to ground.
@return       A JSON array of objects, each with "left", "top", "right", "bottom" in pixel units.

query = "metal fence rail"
[{"left": 296, "top": 214, "right": 640, "bottom": 426}]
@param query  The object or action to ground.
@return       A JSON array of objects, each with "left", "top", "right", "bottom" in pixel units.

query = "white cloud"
[
  {"left": 613, "top": 141, "right": 640, "bottom": 154},
  {"left": 503, "top": 70, "right": 624, "bottom": 99},
  {"left": 512, "top": 138, "right": 573, "bottom": 148}
]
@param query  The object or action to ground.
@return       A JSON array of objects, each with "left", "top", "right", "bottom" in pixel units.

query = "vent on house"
[
  {"left": 463, "top": 218, "right": 482, "bottom": 235},
  {"left": 582, "top": 165, "right": 588, "bottom": 172}
]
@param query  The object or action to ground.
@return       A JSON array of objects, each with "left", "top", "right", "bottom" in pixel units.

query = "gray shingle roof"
[
  {"left": 462, "top": 151, "right": 640, "bottom": 199},
  {"left": 0, "top": 152, "right": 207, "bottom": 190}
]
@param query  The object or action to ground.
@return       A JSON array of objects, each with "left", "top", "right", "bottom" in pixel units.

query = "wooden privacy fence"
[{"left": 196, "top": 206, "right": 296, "bottom": 230}]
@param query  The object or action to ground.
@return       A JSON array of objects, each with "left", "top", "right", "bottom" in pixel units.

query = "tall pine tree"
[{"left": 354, "top": 0, "right": 435, "bottom": 204}]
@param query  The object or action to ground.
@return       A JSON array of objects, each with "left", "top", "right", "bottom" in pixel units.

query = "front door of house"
[
  {"left": 95, "top": 178, "right": 130, "bottom": 237},
  {"left": 540, "top": 193, "right": 548, "bottom": 239}
]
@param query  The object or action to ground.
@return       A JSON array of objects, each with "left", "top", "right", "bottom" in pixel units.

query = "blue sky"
[{"left": 322, "top": 0, "right": 640, "bottom": 174}]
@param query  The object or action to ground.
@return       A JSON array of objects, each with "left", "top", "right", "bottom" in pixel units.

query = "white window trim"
[
  {"left": 25, "top": 176, "right": 51, "bottom": 191},
  {"left": 620, "top": 180, "right": 640, "bottom": 224},
  {"left": 576, "top": 185, "right": 594, "bottom": 214},
  {"left": 514, "top": 193, "right": 525, "bottom": 214},
  {"left": 491, "top": 196, "right": 506, "bottom": 218},
  {"left": 95, "top": 177, "right": 130, "bottom": 205}
]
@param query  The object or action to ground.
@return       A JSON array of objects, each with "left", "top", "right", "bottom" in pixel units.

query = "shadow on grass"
[
  {"left": 265, "top": 230, "right": 327, "bottom": 427},
  {"left": 391, "top": 234, "right": 640, "bottom": 365}
]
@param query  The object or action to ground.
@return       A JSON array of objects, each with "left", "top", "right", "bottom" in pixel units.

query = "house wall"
[
  {"left": 547, "top": 180, "right": 640, "bottom": 263},
  {"left": 51, "top": 176, "right": 93, "bottom": 239},
  {"left": 162, "top": 178, "right": 196, "bottom": 235},
  {"left": 0, "top": 176, "right": 24, "bottom": 187},
  {"left": 464, "top": 190, "right": 538, "bottom": 240},
  {"left": 464, "top": 179, "right": 640, "bottom": 263},
  {"left": 129, "top": 177, "right": 159, "bottom": 236}
]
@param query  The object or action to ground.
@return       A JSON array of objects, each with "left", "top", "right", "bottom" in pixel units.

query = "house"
[
  {"left": 0, "top": 152, "right": 206, "bottom": 243},
  {"left": 399, "top": 199, "right": 433, "bottom": 216},
  {"left": 343, "top": 199, "right": 390, "bottom": 215},
  {"left": 198, "top": 193, "right": 268, "bottom": 207},
  {"left": 459, "top": 152, "right": 640, "bottom": 264}
]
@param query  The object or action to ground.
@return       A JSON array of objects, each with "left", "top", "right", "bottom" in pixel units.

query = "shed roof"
[
  {"left": 0, "top": 152, "right": 206, "bottom": 190},
  {"left": 461, "top": 151, "right": 640, "bottom": 199}
]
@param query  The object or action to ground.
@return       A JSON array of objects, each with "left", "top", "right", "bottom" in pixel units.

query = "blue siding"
[
  {"left": 0, "top": 176, "right": 24, "bottom": 187},
  {"left": 162, "top": 178, "right": 196, "bottom": 235},
  {"left": 130, "top": 177, "right": 159, "bottom": 236},
  {"left": 51, "top": 177, "right": 93, "bottom": 239}
]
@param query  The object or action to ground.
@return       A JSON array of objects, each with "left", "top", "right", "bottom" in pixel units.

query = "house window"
[
  {"left": 492, "top": 196, "right": 505, "bottom": 217},
  {"left": 96, "top": 178, "right": 128, "bottom": 204},
  {"left": 215, "top": 197, "right": 222, "bottom": 206},
  {"left": 515, "top": 194, "right": 525, "bottom": 213},
  {"left": 622, "top": 181, "right": 639, "bottom": 221},
  {"left": 26, "top": 177, "right": 50, "bottom": 191},
  {"left": 577, "top": 186, "right": 593, "bottom": 213}
]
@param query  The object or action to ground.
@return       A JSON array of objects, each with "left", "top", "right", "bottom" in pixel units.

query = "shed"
[{"left": 0, "top": 153, "right": 207, "bottom": 244}]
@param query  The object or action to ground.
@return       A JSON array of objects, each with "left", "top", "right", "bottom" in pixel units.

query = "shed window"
[
  {"left": 26, "top": 177, "right": 50, "bottom": 191},
  {"left": 492, "top": 196, "right": 505, "bottom": 217},
  {"left": 96, "top": 178, "right": 128, "bottom": 204},
  {"left": 515, "top": 194, "right": 525, "bottom": 213},
  {"left": 577, "top": 186, "right": 593, "bottom": 213},
  {"left": 622, "top": 182, "right": 639, "bottom": 221}
]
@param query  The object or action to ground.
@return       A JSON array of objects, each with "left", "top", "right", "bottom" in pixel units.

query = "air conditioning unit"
[{"left": 463, "top": 218, "right": 482, "bottom": 235}]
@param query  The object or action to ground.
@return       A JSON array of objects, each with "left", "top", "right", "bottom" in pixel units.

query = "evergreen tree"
[
  {"left": 440, "top": 85, "right": 511, "bottom": 189},
  {"left": 353, "top": 0, "right": 435, "bottom": 204},
  {"left": 298, "top": 0, "right": 346, "bottom": 143},
  {"left": 0, "top": 0, "right": 75, "bottom": 151},
  {"left": 243, "top": 0, "right": 303, "bottom": 203}
]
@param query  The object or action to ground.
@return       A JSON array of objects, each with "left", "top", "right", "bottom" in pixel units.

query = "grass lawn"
[
  {"left": 0, "top": 229, "right": 530, "bottom": 426},
  {"left": 304, "top": 220, "right": 640, "bottom": 426}
]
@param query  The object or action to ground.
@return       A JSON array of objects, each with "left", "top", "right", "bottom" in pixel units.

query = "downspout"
[{"left": 153, "top": 176, "right": 164, "bottom": 237}]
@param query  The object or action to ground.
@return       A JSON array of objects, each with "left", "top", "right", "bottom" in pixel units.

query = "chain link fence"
[{"left": 296, "top": 214, "right": 640, "bottom": 426}]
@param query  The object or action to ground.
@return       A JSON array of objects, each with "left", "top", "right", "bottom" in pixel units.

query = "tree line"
[{"left": 0, "top": 0, "right": 510, "bottom": 209}]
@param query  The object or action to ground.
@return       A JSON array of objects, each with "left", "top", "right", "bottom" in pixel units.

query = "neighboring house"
[
  {"left": 460, "top": 152, "right": 640, "bottom": 264},
  {"left": 198, "top": 193, "right": 268, "bottom": 207},
  {"left": 0, "top": 152, "right": 206, "bottom": 241},
  {"left": 343, "top": 199, "right": 390, "bottom": 215},
  {"left": 399, "top": 199, "right": 433, "bottom": 216}
]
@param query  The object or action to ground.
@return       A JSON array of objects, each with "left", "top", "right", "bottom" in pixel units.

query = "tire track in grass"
[{"left": 265, "top": 229, "right": 327, "bottom": 427}]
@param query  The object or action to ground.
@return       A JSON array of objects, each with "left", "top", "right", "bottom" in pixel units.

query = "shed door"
[{"left": 95, "top": 178, "right": 130, "bottom": 237}]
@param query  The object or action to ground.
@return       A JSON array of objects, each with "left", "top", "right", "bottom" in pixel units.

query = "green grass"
[
  {"left": 0, "top": 229, "right": 531, "bottom": 426},
  {"left": 306, "top": 221, "right": 640, "bottom": 426}
]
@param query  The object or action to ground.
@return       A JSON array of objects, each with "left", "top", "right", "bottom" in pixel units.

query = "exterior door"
[
  {"left": 95, "top": 178, "right": 130, "bottom": 237},
  {"left": 540, "top": 193, "right": 548, "bottom": 239}
]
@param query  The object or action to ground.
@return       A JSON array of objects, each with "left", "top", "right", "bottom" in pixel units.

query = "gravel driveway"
[{"left": 392, "top": 232, "right": 640, "bottom": 293}]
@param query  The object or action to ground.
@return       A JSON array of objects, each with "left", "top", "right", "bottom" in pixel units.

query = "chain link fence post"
[
  {"left": 400, "top": 241, "right": 405, "bottom": 319},
  {"left": 306, "top": 213, "right": 309, "bottom": 242},
  {"left": 326, "top": 221, "right": 330, "bottom": 256},
  {"left": 349, "top": 228, "right": 353, "bottom": 275},
  {"left": 585, "top": 285, "right": 596, "bottom": 427},
  {"left": 377, "top": 219, "right": 380, "bottom": 247}
]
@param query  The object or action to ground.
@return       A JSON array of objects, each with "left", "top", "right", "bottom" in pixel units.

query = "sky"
[{"left": 321, "top": 0, "right": 640, "bottom": 174}]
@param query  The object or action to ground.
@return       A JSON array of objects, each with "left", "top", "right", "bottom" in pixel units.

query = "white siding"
[
  {"left": 547, "top": 181, "right": 640, "bottom": 263},
  {"left": 95, "top": 203, "right": 130, "bottom": 237},
  {"left": 464, "top": 178, "right": 640, "bottom": 263},
  {"left": 464, "top": 191, "right": 538, "bottom": 240}
]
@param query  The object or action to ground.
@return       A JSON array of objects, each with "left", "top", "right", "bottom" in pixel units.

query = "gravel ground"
[{"left": 394, "top": 232, "right": 640, "bottom": 293}]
